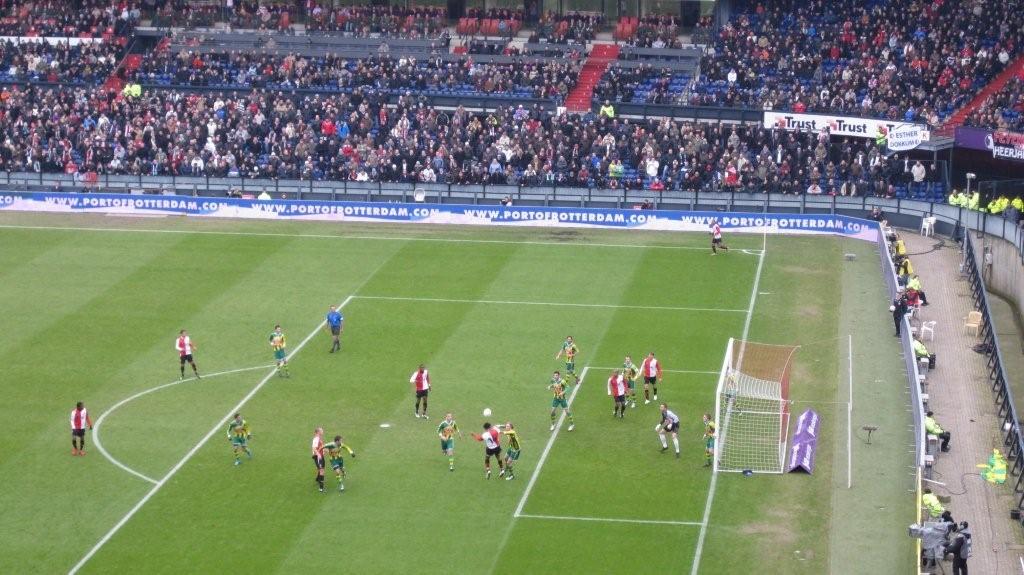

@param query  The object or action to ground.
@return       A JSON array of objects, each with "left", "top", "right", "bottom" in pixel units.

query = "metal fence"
[
  {"left": 962, "top": 233, "right": 1024, "bottom": 509},
  {"left": 877, "top": 228, "right": 927, "bottom": 469}
]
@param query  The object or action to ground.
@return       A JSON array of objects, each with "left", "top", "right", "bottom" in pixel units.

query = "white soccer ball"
[
  {"left": 483, "top": 408, "right": 492, "bottom": 417},
  {"left": 889, "top": 305, "right": 896, "bottom": 312}
]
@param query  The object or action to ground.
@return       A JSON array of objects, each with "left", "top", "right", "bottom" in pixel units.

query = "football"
[{"left": 483, "top": 408, "right": 492, "bottom": 417}]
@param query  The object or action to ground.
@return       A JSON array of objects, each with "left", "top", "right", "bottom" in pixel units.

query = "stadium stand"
[
  {"left": 963, "top": 73, "right": 1024, "bottom": 132},
  {"left": 691, "top": 0, "right": 1024, "bottom": 124}
]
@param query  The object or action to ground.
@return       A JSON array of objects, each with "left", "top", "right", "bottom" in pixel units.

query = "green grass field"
[{"left": 0, "top": 212, "right": 916, "bottom": 574}]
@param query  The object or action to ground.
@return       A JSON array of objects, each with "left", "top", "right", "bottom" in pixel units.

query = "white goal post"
[{"left": 712, "top": 338, "right": 799, "bottom": 474}]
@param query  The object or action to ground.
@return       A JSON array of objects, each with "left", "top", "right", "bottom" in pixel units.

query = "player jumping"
[
  {"left": 501, "top": 422, "right": 521, "bottom": 480},
  {"left": 710, "top": 219, "right": 729, "bottom": 255},
  {"left": 226, "top": 413, "right": 253, "bottom": 466},
  {"left": 702, "top": 413, "right": 716, "bottom": 468},
  {"left": 437, "top": 413, "right": 462, "bottom": 471},
  {"left": 312, "top": 426, "right": 326, "bottom": 492},
  {"left": 176, "top": 329, "right": 200, "bottom": 380},
  {"left": 608, "top": 370, "right": 628, "bottom": 419},
  {"left": 411, "top": 364, "right": 431, "bottom": 419},
  {"left": 555, "top": 335, "right": 581, "bottom": 384},
  {"left": 641, "top": 352, "right": 663, "bottom": 404},
  {"left": 472, "top": 422, "right": 506, "bottom": 479},
  {"left": 70, "top": 401, "right": 93, "bottom": 456},
  {"left": 623, "top": 355, "right": 640, "bottom": 408},
  {"left": 657, "top": 403, "right": 681, "bottom": 459},
  {"left": 270, "top": 325, "right": 290, "bottom": 378},
  {"left": 548, "top": 370, "right": 576, "bottom": 432},
  {"left": 324, "top": 434, "right": 356, "bottom": 491},
  {"left": 325, "top": 305, "right": 344, "bottom": 353}
]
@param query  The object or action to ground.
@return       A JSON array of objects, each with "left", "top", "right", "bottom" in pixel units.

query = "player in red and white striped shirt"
[
  {"left": 472, "top": 422, "right": 506, "bottom": 479},
  {"left": 608, "top": 370, "right": 628, "bottom": 419},
  {"left": 710, "top": 220, "right": 729, "bottom": 255},
  {"left": 641, "top": 352, "right": 663, "bottom": 404},
  {"left": 70, "top": 401, "right": 93, "bottom": 456},
  {"left": 410, "top": 364, "right": 431, "bottom": 419},
  {"left": 175, "top": 329, "right": 200, "bottom": 380},
  {"left": 311, "top": 427, "right": 326, "bottom": 493}
]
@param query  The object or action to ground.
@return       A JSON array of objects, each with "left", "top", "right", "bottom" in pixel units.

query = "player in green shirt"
[
  {"left": 703, "top": 414, "right": 716, "bottom": 468},
  {"left": 437, "top": 413, "right": 462, "bottom": 471},
  {"left": 501, "top": 422, "right": 521, "bottom": 481},
  {"left": 226, "top": 413, "right": 252, "bottom": 466},
  {"left": 555, "top": 336, "right": 580, "bottom": 384},
  {"left": 548, "top": 371, "right": 576, "bottom": 432},
  {"left": 269, "top": 324, "right": 289, "bottom": 378},
  {"left": 324, "top": 435, "right": 356, "bottom": 491},
  {"left": 623, "top": 355, "right": 640, "bottom": 408}
]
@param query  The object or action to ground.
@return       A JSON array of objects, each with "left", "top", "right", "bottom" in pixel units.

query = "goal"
[{"left": 713, "top": 338, "right": 799, "bottom": 473}]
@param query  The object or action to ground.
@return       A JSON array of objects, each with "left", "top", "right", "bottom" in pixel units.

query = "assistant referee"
[{"left": 326, "top": 305, "right": 344, "bottom": 353}]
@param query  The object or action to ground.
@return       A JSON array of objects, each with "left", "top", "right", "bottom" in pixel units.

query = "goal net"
[{"left": 713, "top": 338, "right": 799, "bottom": 473}]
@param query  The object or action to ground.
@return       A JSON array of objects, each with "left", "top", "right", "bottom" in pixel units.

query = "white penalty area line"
[
  {"left": 93, "top": 364, "right": 275, "bottom": 485},
  {"left": 517, "top": 513, "right": 702, "bottom": 527},
  {"left": 0, "top": 223, "right": 762, "bottom": 253},
  {"left": 592, "top": 366, "right": 719, "bottom": 376},
  {"left": 68, "top": 296, "right": 356, "bottom": 575},
  {"left": 513, "top": 366, "right": 589, "bottom": 519},
  {"left": 690, "top": 231, "right": 767, "bottom": 575},
  {"left": 353, "top": 295, "right": 746, "bottom": 314}
]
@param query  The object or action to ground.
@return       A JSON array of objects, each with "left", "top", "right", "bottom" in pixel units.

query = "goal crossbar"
[{"left": 712, "top": 338, "right": 799, "bottom": 474}]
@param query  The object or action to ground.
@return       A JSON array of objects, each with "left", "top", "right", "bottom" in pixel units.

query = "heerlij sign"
[
  {"left": 764, "top": 111, "right": 924, "bottom": 141},
  {"left": 787, "top": 408, "right": 820, "bottom": 474}
]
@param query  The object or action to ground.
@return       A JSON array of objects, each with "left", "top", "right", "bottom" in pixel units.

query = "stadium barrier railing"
[
  {"left": 1, "top": 171, "right": 1015, "bottom": 253},
  {"left": 877, "top": 225, "right": 927, "bottom": 471},
  {"left": 962, "top": 233, "right": 1024, "bottom": 510}
]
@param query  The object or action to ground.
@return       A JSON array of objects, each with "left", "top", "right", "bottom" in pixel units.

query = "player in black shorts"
[{"left": 312, "top": 427, "right": 326, "bottom": 492}]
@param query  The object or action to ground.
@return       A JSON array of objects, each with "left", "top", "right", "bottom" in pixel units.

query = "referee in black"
[
  {"left": 891, "top": 288, "right": 909, "bottom": 336},
  {"left": 326, "top": 305, "right": 344, "bottom": 353}
]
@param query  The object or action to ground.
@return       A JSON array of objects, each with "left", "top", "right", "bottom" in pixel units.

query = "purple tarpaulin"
[
  {"left": 955, "top": 126, "right": 992, "bottom": 151},
  {"left": 788, "top": 408, "right": 820, "bottom": 474}
]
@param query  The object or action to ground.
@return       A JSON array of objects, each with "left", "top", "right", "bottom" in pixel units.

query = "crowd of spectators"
[
  {"left": 0, "top": 0, "right": 138, "bottom": 38},
  {"left": 151, "top": 0, "right": 292, "bottom": 31},
  {"left": 530, "top": 11, "right": 604, "bottom": 45},
  {"left": 457, "top": 8, "right": 522, "bottom": 38},
  {"left": 0, "top": 84, "right": 942, "bottom": 197},
  {"left": 0, "top": 39, "right": 121, "bottom": 85},
  {"left": 305, "top": 5, "right": 446, "bottom": 38},
  {"left": 964, "top": 75, "right": 1024, "bottom": 132},
  {"left": 692, "top": 0, "right": 1023, "bottom": 124},
  {"left": 133, "top": 51, "right": 577, "bottom": 101},
  {"left": 593, "top": 64, "right": 690, "bottom": 105},
  {"left": 627, "top": 15, "right": 683, "bottom": 49}
]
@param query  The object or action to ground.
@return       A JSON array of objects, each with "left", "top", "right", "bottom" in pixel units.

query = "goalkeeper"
[{"left": 657, "top": 404, "right": 681, "bottom": 459}]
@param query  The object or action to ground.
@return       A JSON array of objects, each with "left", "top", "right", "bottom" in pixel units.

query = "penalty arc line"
[
  {"left": 68, "top": 296, "right": 356, "bottom": 575},
  {"left": 690, "top": 231, "right": 767, "bottom": 575},
  {"left": 517, "top": 513, "right": 702, "bottom": 527},
  {"left": 92, "top": 364, "right": 276, "bottom": 486}
]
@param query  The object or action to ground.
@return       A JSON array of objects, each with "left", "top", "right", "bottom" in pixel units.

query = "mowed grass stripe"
[
  {"left": 275, "top": 242, "right": 644, "bottom": 574},
  {"left": 0, "top": 232, "right": 301, "bottom": 574},
  {"left": 489, "top": 247, "right": 753, "bottom": 572},
  {"left": 0, "top": 221, "right": 761, "bottom": 253},
  {"left": 69, "top": 238, "right": 412, "bottom": 574}
]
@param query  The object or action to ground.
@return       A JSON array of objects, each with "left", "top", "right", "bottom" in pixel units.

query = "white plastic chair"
[
  {"left": 920, "top": 216, "right": 936, "bottom": 236},
  {"left": 964, "top": 311, "right": 982, "bottom": 336},
  {"left": 920, "top": 321, "right": 936, "bottom": 341}
]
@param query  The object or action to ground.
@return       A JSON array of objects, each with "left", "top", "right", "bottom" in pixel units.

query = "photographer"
[
  {"left": 944, "top": 521, "right": 971, "bottom": 575},
  {"left": 891, "top": 288, "right": 909, "bottom": 336}
]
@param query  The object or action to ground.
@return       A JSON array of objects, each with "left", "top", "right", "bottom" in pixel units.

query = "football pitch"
[{"left": 0, "top": 212, "right": 915, "bottom": 574}]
